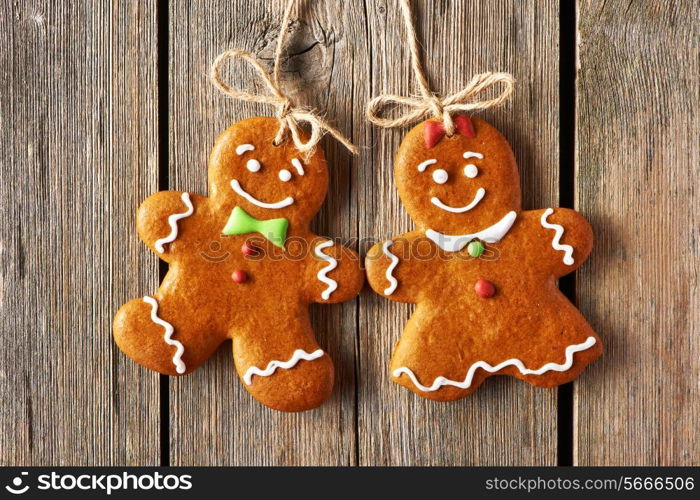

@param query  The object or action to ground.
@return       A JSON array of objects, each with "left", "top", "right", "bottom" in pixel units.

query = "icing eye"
[
  {"left": 432, "top": 169, "right": 448, "bottom": 184},
  {"left": 278, "top": 169, "right": 292, "bottom": 182},
  {"left": 246, "top": 159, "right": 261, "bottom": 172},
  {"left": 464, "top": 164, "right": 478, "bottom": 178}
]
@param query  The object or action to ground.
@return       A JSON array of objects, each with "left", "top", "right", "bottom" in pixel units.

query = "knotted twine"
[
  {"left": 366, "top": 0, "right": 515, "bottom": 135},
  {"left": 210, "top": 0, "right": 358, "bottom": 157}
]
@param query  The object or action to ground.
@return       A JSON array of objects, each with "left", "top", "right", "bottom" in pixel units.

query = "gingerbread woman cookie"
[
  {"left": 366, "top": 115, "right": 601, "bottom": 401},
  {"left": 114, "top": 117, "right": 364, "bottom": 412}
]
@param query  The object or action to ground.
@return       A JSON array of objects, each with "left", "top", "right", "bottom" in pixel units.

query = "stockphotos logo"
[
  {"left": 3, "top": 471, "right": 193, "bottom": 496},
  {"left": 5, "top": 472, "right": 29, "bottom": 494}
]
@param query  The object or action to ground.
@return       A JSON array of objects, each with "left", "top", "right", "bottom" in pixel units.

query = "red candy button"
[
  {"left": 241, "top": 241, "right": 257, "bottom": 257},
  {"left": 475, "top": 279, "right": 496, "bottom": 299},
  {"left": 231, "top": 270, "right": 248, "bottom": 283}
]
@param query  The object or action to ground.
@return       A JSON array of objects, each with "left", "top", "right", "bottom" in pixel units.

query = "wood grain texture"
[
  {"left": 167, "top": 0, "right": 366, "bottom": 465},
  {"left": 575, "top": 0, "right": 700, "bottom": 465},
  {"left": 357, "top": 0, "right": 560, "bottom": 465},
  {"left": 0, "top": 1, "right": 160, "bottom": 464},
  {"left": 2, "top": 0, "right": 695, "bottom": 467}
]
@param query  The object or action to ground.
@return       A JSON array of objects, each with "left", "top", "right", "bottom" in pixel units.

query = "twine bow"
[
  {"left": 210, "top": 0, "right": 358, "bottom": 157},
  {"left": 366, "top": 0, "right": 515, "bottom": 135}
]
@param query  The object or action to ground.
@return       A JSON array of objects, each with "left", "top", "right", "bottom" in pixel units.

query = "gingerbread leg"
[
  {"left": 231, "top": 311, "right": 334, "bottom": 412},
  {"left": 392, "top": 302, "right": 602, "bottom": 399},
  {"left": 390, "top": 307, "right": 490, "bottom": 402},
  {"left": 113, "top": 293, "right": 224, "bottom": 376},
  {"left": 507, "top": 305, "right": 602, "bottom": 388}
]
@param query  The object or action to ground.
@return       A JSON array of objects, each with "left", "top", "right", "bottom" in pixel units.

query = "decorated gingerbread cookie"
[
  {"left": 114, "top": 117, "right": 364, "bottom": 412},
  {"left": 366, "top": 115, "right": 601, "bottom": 401}
]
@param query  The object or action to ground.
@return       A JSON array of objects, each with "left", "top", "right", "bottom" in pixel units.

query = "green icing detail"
[
  {"left": 222, "top": 206, "right": 288, "bottom": 248},
  {"left": 467, "top": 240, "right": 485, "bottom": 258}
]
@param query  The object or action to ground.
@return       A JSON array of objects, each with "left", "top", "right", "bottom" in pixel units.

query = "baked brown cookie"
[
  {"left": 366, "top": 115, "right": 601, "bottom": 401},
  {"left": 114, "top": 117, "right": 364, "bottom": 412}
]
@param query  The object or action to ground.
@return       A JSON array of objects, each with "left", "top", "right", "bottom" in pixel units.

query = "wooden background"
[{"left": 1, "top": 0, "right": 697, "bottom": 466}]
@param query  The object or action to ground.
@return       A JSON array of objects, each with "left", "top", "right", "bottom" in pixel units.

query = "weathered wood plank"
[
  {"left": 0, "top": 1, "right": 160, "bottom": 464},
  {"left": 575, "top": 0, "right": 700, "bottom": 465},
  {"left": 357, "top": 0, "right": 560, "bottom": 465},
  {"left": 168, "top": 0, "right": 366, "bottom": 465}
]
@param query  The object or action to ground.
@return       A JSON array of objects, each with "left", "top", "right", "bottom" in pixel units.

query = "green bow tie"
[{"left": 222, "top": 206, "right": 289, "bottom": 248}]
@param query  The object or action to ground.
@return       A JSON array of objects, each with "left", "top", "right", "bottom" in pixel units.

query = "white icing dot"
[
  {"left": 432, "top": 168, "right": 448, "bottom": 184},
  {"left": 278, "top": 169, "right": 292, "bottom": 182},
  {"left": 246, "top": 159, "right": 261, "bottom": 172},
  {"left": 464, "top": 164, "right": 478, "bottom": 178}
]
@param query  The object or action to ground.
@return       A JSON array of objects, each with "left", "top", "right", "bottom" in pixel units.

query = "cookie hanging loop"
[
  {"left": 366, "top": 0, "right": 515, "bottom": 132},
  {"left": 273, "top": 98, "right": 294, "bottom": 146},
  {"left": 209, "top": 0, "right": 358, "bottom": 157},
  {"left": 398, "top": 0, "right": 454, "bottom": 135}
]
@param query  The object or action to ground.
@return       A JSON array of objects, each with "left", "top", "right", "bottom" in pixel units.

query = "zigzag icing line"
[
  {"left": 382, "top": 240, "right": 399, "bottom": 295},
  {"left": 143, "top": 296, "right": 186, "bottom": 374},
  {"left": 243, "top": 349, "right": 325, "bottom": 385},
  {"left": 393, "top": 336, "right": 597, "bottom": 392},
  {"left": 315, "top": 240, "right": 338, "bottom": 300},
  {"left": 540, "top": 208, "right": 575, "bottom": 265},
  {"left": 154, "top": 192, "right": 194, "bottom": 253}
]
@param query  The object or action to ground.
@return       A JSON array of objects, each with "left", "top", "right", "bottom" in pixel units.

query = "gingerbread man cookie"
[
  {"left": 114, "top": 117, "right": 364, "bottom": 412},
  {"left": 366, "top": 115, "right": 601, "bottom": 401}
]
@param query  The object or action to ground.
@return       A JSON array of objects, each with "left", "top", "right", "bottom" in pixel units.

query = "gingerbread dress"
[
  {"left": 366, "top": 115, "right": 601, "bottom": 401},
  {"left": 114, "top": 117, "right": 364, "bottom": 411}
]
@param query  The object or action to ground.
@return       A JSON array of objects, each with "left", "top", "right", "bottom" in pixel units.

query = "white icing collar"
[{"left": 425, "top": 211, "right": 517, "bottom": 252}]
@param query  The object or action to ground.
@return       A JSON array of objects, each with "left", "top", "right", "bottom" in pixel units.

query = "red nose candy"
[
  {"left": 232, "top": 270, "right": 248, "bottom": 283},
  {"left": 475, "top": 279, "right": 496, "bottom": 299},
  {"left": 241, "top": 241, "right": 257, "bottom": 257}
]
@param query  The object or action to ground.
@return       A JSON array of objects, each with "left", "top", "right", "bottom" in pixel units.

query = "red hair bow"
[{"left": 423, "top": 114, "right": 475, "bottom": 148}]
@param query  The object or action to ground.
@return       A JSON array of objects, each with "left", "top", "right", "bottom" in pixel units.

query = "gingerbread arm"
[
  {"left": 365, "top": 230, "right": 431, "bottom": 304},
  {"left": 136, "top": 190, "right": 200, "bottom": 262},
  {"left": 523, "top": 208, "right": 594, "bottom": 278},
  {"left": 304, "top": 237, "right": 365, "bottom": 304}
]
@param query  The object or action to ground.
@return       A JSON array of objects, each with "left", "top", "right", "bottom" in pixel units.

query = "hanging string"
[
  {"left": 366, "top": 0, "right": 515, "bottom": 135},
  {"left": 210, "top": 0, "right": 358, "bottom": 156}
]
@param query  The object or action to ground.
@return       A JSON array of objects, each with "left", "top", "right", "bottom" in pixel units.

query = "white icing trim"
[
  {"left": 431, "top": 187, "right": 485, "bottom": 213},
  {"left": 230, "top": 179, "right": 294, "bottom": 209},
  {"left": 243, "top": 349, "right": 325, "bottom": 385},
  {"left": 236, "top": 144, "right": 255, "bottom": 155},
  {"left": 291, "top": 158, "right": 305, "bottom": 176},
  {"left": 154, "top": 192, "right": 194, "bottom": 253},
  {"left": 315, "top": 240, "right": 338, "bottom": 300},
  {"left": 540, "top": 208, "right": 575, "bottom": 265},
  {"left": 381, "top": 240, "right": 399, "bottom": 295},
  {"left": 463, "top": 151, "right": 483, "bottom": 159},
  {"left": 426, "top": 211, "right": 517, "bottom": 252},
  {"left": 143, "top": 296, "right": 186, "bottom": 374},
  {"left": 417, "top": 159, "right": 437, "bottom": 172},
  {"left": 394, "top": 336, "right": 597, "bottom": 392}
]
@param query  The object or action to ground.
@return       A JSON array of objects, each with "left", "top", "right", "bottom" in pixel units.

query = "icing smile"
[
  {"left": 431, "top": 187, "right": 485, "bottom": 213},
  {"left": 230, "top": 179, "right": 294, "bottom": 209}
]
